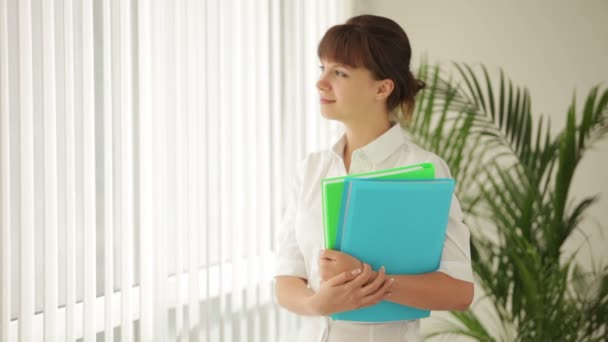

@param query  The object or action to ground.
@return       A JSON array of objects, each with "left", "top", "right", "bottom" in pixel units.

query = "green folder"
[{"left": 321, "top": 162, "right": 435, "bottom": 249}]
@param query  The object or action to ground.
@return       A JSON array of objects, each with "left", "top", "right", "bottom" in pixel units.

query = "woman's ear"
[{"left": 375, "top": 79, "right": 395, "bottom": 100}]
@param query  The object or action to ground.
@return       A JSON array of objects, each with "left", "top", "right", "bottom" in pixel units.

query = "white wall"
[
  {"left": 358, "top": 0, "right": 608, "bottom": 262},
  {"left": 356, "top": 0, "right": 608, "bottom": 339}
]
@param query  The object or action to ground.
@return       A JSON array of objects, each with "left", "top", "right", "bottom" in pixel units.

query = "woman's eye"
[
  {"left": 335, "top": 70, "right": 347, "bottom": 77},
  {"left": 319, "top": 65, "right": 325, "bottom": 72}
]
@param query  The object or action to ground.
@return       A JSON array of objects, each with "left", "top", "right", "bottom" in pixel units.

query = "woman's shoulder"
[
  {"left": 401, "top": 138, "right": 453, "bottom": 178},
  {"left": 298, "top": 147, "right": 338, "bottom": 169},
  {"left": 288, "top": 149, "right": 336, "bottom": 181}
]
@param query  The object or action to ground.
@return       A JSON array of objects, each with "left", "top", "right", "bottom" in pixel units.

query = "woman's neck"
[{"left": 342, "top": 118, "right": 392, "bottom": 170}]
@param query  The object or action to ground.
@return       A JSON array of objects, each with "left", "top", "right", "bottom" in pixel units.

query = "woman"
[{"left": 274, "top": 15, "right": 474, "bottom": 342}]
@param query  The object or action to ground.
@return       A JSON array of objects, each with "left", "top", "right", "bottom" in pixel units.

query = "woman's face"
[{"left": 316, "top": 60, "right": 384, "bottom": 123}]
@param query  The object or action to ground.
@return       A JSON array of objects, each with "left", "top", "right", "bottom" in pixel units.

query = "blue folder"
[{"left": 332, "top": 177, "right": 455, "bottom": 322}]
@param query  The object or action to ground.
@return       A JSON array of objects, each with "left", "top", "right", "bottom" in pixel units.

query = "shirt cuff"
[
  {"left": 437, "top": 261, "right": 474, "bottom": 283},
  {"left": 274, "top": 258, "right": 308, "bottom": 280}
]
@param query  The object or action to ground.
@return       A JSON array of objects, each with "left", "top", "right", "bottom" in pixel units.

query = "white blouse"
[{"left": 274, "top": 124, "right": 473, "bottom": 341}]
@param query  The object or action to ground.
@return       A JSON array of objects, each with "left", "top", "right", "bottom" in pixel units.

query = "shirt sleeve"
[
  {"left": 273, "top": 160, "right": 308, "bottom": 279},
  {"left": 429, "top": 155, "right": 474, "bottom": 283}
]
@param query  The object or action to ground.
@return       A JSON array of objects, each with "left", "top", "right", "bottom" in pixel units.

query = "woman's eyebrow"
[
  {"left": 326, "top": 63, "right": 351, "bottom": 70},
  {"left": 320, "top": 61, "right": 350, "bottom": 68}
]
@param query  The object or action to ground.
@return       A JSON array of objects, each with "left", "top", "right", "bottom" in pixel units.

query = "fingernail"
[
  {"left": 352, "top": 268, "right": 361, "bottom": 275},
  {"left": 381, "top": 266, "right": 385, "bottom": 272},
  {"left": 386, "top": 292, "right": 392, "bottom": 296},
  {"left": 390, "top": 278, "right": 395, "bottom": 283}
]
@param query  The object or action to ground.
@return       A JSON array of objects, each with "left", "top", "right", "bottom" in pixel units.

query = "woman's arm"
[
  {"left": 275, "top": 264, "right": 394, "bottom": 316},
  {"left": 274, "top": 276, "right": 318, "bottom": 316},
  {"left": 385, "top": 272, "right": 473, "bottom": 311},
  {"left": 318, "top": 250, "right": 473, "bottom": 311}
]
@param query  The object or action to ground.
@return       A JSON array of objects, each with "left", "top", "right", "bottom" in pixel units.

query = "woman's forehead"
[{"left": 320, "top": 60, "right": 353, "bottom": 69}]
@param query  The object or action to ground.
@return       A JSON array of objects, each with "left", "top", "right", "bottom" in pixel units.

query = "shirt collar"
[
  {"left": 330, "top": 134, "right": 347, "bottom": 160},
  {"left": 330, "top": 124, "right": 407, "bottom": 165}
]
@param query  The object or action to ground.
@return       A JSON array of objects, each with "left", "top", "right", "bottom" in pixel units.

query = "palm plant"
[{"left": 406, "top": 61, "right": 608, "bottom": 341}]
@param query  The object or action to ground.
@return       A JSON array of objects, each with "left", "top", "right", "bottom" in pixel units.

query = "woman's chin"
[{"left": 320, "top": 111, "right": 340, "bottom": 120}]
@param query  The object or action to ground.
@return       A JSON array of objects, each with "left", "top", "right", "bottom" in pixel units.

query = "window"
[{"left": 0, "top": 0, "right": 352, "bottom": 340}]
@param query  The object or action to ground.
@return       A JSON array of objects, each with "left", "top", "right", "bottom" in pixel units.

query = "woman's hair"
[{"left": 317, "top": 15, "right": 425, "bottom": 127}]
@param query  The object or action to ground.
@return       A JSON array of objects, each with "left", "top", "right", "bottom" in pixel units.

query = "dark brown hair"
[{"left": 317, "top": 15, "right": 425, "bottom": 125}]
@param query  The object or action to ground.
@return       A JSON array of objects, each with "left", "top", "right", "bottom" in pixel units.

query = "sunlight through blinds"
[{"left": 0, "top": 1, "right": 352, "bottom": 341}]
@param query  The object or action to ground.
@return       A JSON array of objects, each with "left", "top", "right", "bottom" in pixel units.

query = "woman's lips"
[{"left": 320, "top": 99, "right": 335, "bottom": 104}]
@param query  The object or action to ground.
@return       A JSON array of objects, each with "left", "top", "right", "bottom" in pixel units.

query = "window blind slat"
[
  {"left": 150, "top": 1, "right": 168, "bottom": 340},
  {"left": 218, "top": 0, "right": 228, "bottom": 340},
  {"left": 304, "top": 0, "right": 319, "bottom": 153},
  {"left": 137, "top": 0, "right": 154, "bottom": 340},
  {"left": 119, "top": 0, "right": 133, "bottom": 339},
  {"left": 293, "top": 0, "right": 304, "bottom": 162},
  {"left": 101, "top": 0, "right": 114, "bottom": 340},
  {"left": 203, "top": 2, "right": 216, "bottom": 340},
  {"left": 1, "top": 0, "right": 12, "bottom": 339},
  {"left": 42, "top": 0, "right": 59, "bottom": 340},
  {"left": 269, "top": 0, "right": 282, "bottom": 338},
  {"left": 243, "top": 0, "right": 257, "bottom": 339},
  {"left": 18, "top": 0, "right": 35, "bottom": 340},
  {"left": 81, "top": 0, "right": 97, "bottom": 340},
  {"left": 231, "top": 0, "right": 244, "bottom": 340},
  {"left": 186, "top": 0, "right": 200, "bottom": 339},
  {"left": 63, "top": 0, "right": 77, "bottom": 340},
  {"left": 255, "top": 1, "right": 271, "bottom": 341},
  {"left": 172, "top": 0, "right": 184, "bottom": 339}
]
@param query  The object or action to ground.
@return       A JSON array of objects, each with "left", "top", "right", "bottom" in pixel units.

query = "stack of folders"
[
  {"left": 321, "top": 163, "right": 436, "bottom": 250},
  {"left": 321, "top": 163, "right": 456, "bottom": 323}
]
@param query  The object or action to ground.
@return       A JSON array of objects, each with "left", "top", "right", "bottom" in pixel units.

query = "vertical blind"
[{"left": 0, "top": 0, "right": 352, "bottom": 341}]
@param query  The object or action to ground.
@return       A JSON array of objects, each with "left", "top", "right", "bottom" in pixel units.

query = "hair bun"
[{"left": 415, "top": 79, "right": 426, "bottom": 93}]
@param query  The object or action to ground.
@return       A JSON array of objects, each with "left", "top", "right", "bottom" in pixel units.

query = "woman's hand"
[
  {"left": 318, "top": 249, "right": 364, "bottom": 282},
  {"left": 308, "top": 263, "right": 394, "bottom": 316}
]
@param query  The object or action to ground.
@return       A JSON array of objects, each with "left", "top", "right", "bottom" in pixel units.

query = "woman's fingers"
[
  {"left": 321, "top": 264, "right": 395, "bottom": 313},
  {"left": 319, "top": 249, "right": 363, "bottom": 270},
  {"left": 347, "top": 263, "right": 374, "bottom": 289},
  {"left": 359, "top": 266, "right": 387, "bottom": 296},
  {"left": 326, "top": 267, "right": 362, "bottom": 286},
  {"left": 319, "top": 248, "right": 339, "bottom": 261},
  {"left": 359, "top": 275, "right": 394, "bottom": 308}
]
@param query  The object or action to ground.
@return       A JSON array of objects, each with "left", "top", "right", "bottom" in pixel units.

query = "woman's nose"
[{"left": 316, "top": 76, "right": 330, "bottom": 91}]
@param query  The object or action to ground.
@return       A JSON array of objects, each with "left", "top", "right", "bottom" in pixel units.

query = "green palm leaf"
[{"left": 409, "top": 61, "right": 608, "bottom": 341}]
